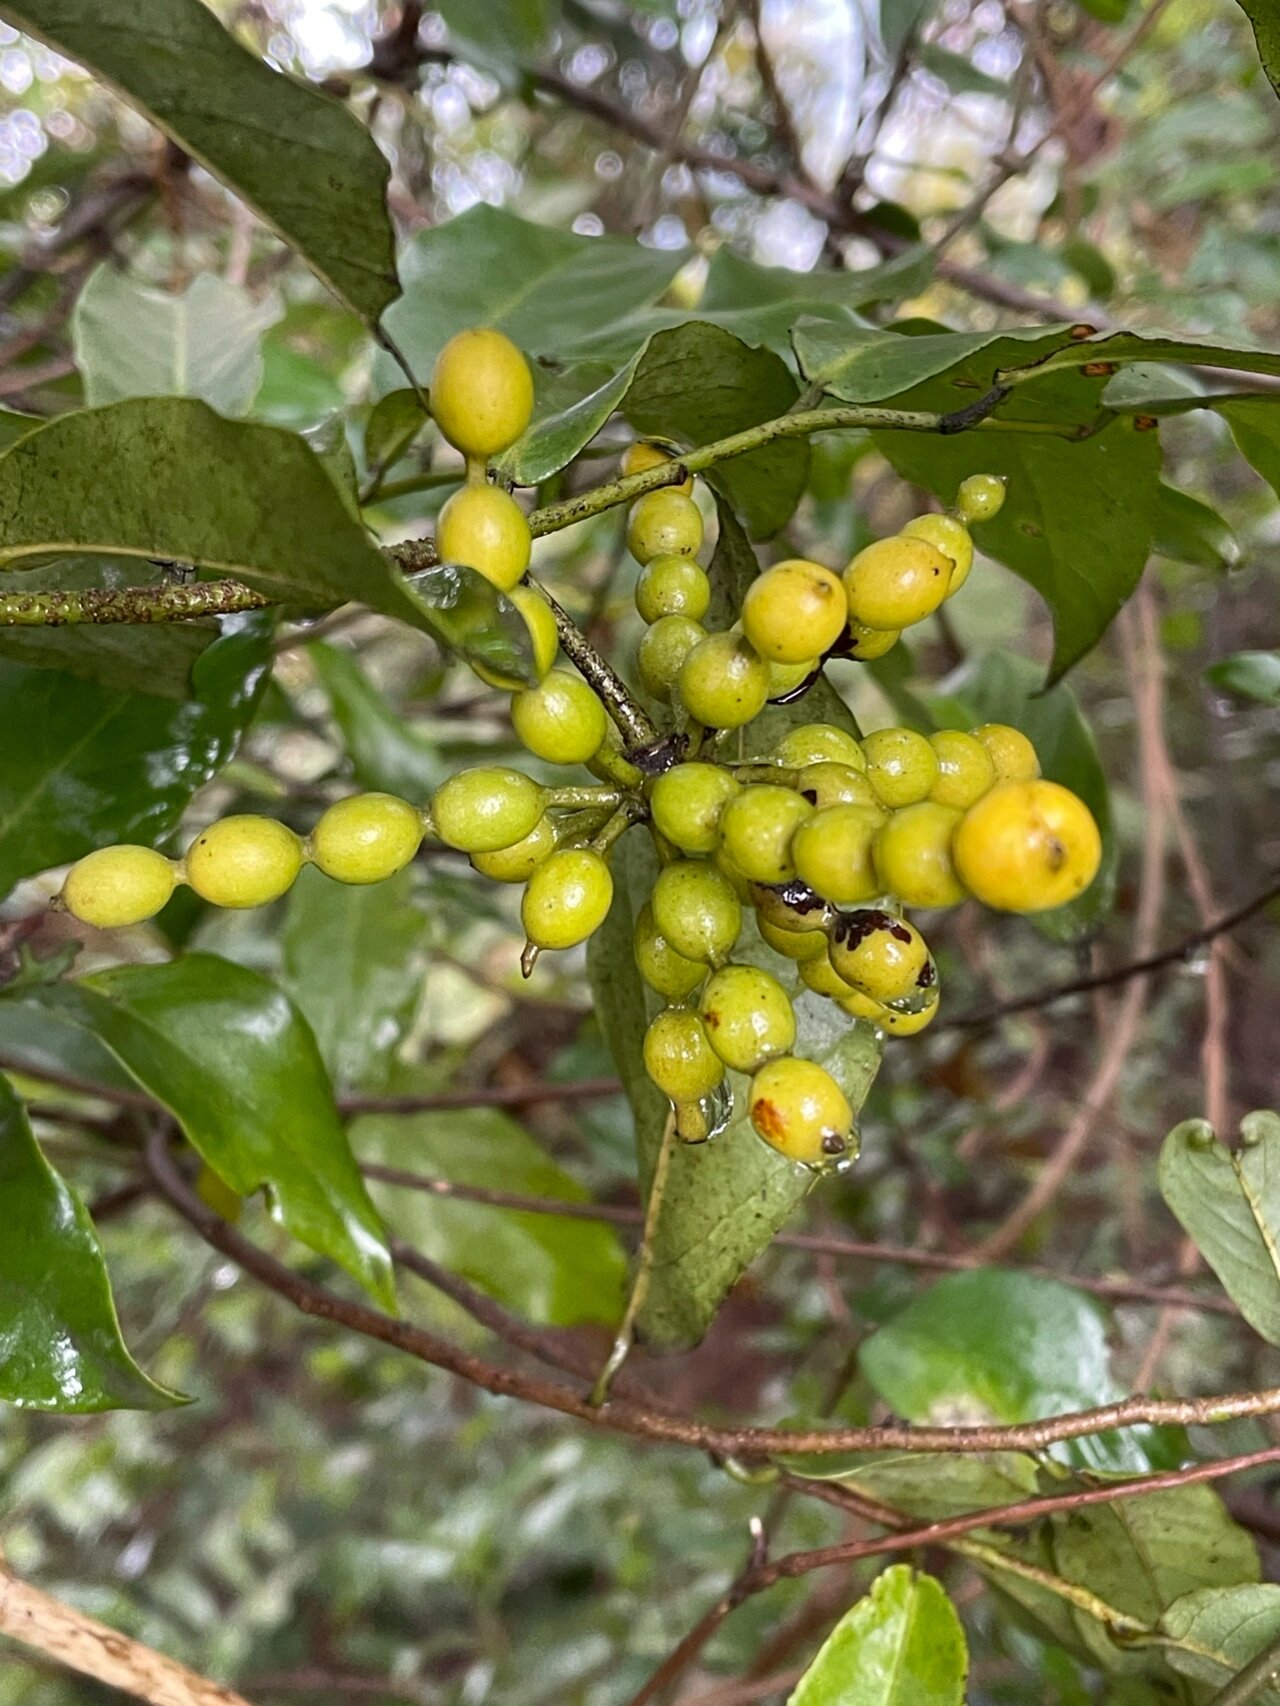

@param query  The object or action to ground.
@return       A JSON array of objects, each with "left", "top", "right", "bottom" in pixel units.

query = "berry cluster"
[{"left": 52, "top": 326, "right": 1104, "bottom": 1178}]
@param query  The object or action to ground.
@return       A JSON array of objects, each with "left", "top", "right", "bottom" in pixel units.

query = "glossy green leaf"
[
  {"left": 309, "top": 642, "right": 443, "bottom": 798},
  {"left": 1159, "top": 1584, "right": 1280, "bottom": 1698},
  {"left": 589, "top": 830, "right": 881, "bottom": 1352},
  {"left": 1218, "top": 397, "right": 1280, "bottom": 504},
  {"left": 1159, "top": 1112, "right": 1280, "bottom": 1346},
  {"left": 0, "top": 0, "right": 399, "bottom": 323},
  {"left": 0, "top": 622, "right": 269, "bottom": 897},
  {"left": 918, "top": 41, "right": 1010, "bottom": 96},
  {"left": 354, "top": 1106, "right": 627, "bottom": 1328},
  {"left": 787, "top": 1566, "right": 967, "bottom": 1706},
  {"left": 792, "top": 321, "right": 1069, "bottom": 404},
  {"left": 401, "top": 562, "right": 539, "bottom": 687},
  {"left": 282, "top": 866, "right": 430, "bottom": 1092},
  {"left": 1206, "top": 650, "right": 1280, "bottom": 705},
  {"left": 72, "top": 267, "right": 281, "bottom": 413},
  {"left": 777, "top": 1448, "right": 1041, "bottom": 1519},
  {"left": 0, "top": 1074, "right": 178, "bottom": 1412},
  {"left": 1151, "top": 481, "right": 1240, "bottom": 571},
  {"left": 36, "top": 956, "right": 394, "bottom": 1308},
  {"left": 364, "top": 388, "right": 431, "bottom": 472}
]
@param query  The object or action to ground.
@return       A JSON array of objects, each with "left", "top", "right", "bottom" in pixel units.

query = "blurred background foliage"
[{"left": 0, "top": 0, "right": 1279, "bottom": 1701}]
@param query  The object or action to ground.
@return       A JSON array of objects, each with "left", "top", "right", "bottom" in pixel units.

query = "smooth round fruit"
[
  {"left": 643, "top": 1008, "right": 724, "bottom": 1101},
  {"left": 862, "top": 727, "right": 939, "bottom": 809},
  {"left": 470, "top": 814, "right": 558, "bottom": 883},
  {"left": 766, "top": 657, "right": 819, "bottom": 700},
  {"left": 432, "top": 767, "right": 545, "bottom": 853},
  {"left": 791, "top": 805, "right": 883, "bottom": 906},
  {"left": 796, "top": 762, "right": 880, "bottom": 813},
  {"left": 903, "top": 513, "right": 974, "bottom": 592},
  {"left": 429, "top": 327, "right": 534, "bottom": 458},
  {"left": 838, "top": 985, "right": 940, "bottom": 1036},
  {"left": 973, "top": 722, "right": 1041, "bottom": 784},
  {"left": 60, "top": 845, "right": 176, "bottom": 929},
  {"left": 758, "top": 914, "right": 828, "bottom": 962},
  {"left": 511, "top": 669, "right": 607, "bottom": 766},
  {"left": 472, "top": 585, "right": 559, "bottom": 690},
  {"left": 652, "top": 859, "right": 742, "bottom": 965},
  {"left": 798, "top": 952, "right": 857, "bottom": 1000},
  {"left": 953, "top": 780, "right": 1102, "bottom": 913},
  {"left": 635, "top": 554, "right": 711, "bottom": 624},
  {"left": 633, "top": 900, "right": 707, "bottom": 999},
  {"left": 650, "top": 762, "right": 740, "bottom": 855},
  {"left": 627, "top": 490, "right": 703, "bottom": 563},
  {"left": 186, "top": 816, "right": 304, "bottom": 909},
  {"left": 718, "top": 785, "right": 813, "bottom": 885},
  {"left": 750, "top": 879, "right": 836, "bottom": 935},
  {"left": 872, "top": 802, "right": 966, "bottom": 909},
  {"left": 845, "top": 620, "right": 901, "bottom": 660},
  {"left": 773, "top": 724, "right": 865, "bottom": 771},
  {"left": 436, "top": 483, "right": 531, "bottom": 591},
  {"left": 843, "top": 536, "right": 951, "bottom": 631},
  {"left": 829, "top": 909, "right": 934, "bottom": 1006},
  {"left": 621, "top": 440, "right": 693, "bottom": 496},
  {"left": 679, "top": 633, "right": 770, "bottom": 729},
  {"left": 638, "top": 615, "right": 706, "bottom": 702},
  {"left": 521, "top": 848, "right": 613, "bottom": 949},
  {"left": 929, "top": 729, "right": 998, "bottom": 811},
  {"left": 742, "top": 559, "right": 848, "bottom": 664},
  {"left": 748, "top": 1057, "right": 854, "bottom": 1165},
  {"left": 956, "top": 473, "right": 1007, "bottom": 523},
  {"left": 713, "top": 842, "right": 754, "bottom": 900},
  {"left": 700, "top": 964, "right": 796, "bottom": 1073},
  {"left": 310, "top": 792, "right": 423, "bottom": 885}
]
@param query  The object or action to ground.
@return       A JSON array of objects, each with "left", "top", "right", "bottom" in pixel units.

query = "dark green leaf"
[
  {"left": 0, "top": 622, "right": 269, "bottom": 897},
  {"left": 364, "top": 388, "right": 430, "bottom": 472},
  {"left": 0, "top": 1073, "right": 178, "bottom": 1412},
  {"left": 996, "top": 330, "right": 1280, "bottom": 391},
  {"left": 1218, "top": 397, "right": 1280, "bottom": 504},
  {"left": 787, "top": 1566, "right": 968, "bottom": 1706},
  {"left": 402, "top": 562, "right": 539, "bottom": 686},
  {"left": 1237, "top": 0, "right": 1280, "bottom": 100},
  {"left": 0, "top": 406, "right": 38, "bottom": 449},
  {"left": 0, "top": 0, "right": 399, "bottom": 323},
  {"left": 354, "top": 1105, "right": 627, "bottom": 1328},
  {"left": 792, "top": 321, "right": 1069, "bottom": 404},
  {"left": 309, "top": 642, "right": 443, "bottom": 797},
  {"left": 1159, "top": 1584, "right": 1280, "bottom": 1698},
  {"left": 0, "top": 993, "right": 139, "bottom": 1096},
  {"left": 1151, "top": 482, "right": 1240, "bottom": 571},
  {"left": 1206, "top": 650, "right": 1280, "bottom": 705},
  {"left": 36, "top": 956, "right": 394, "bottom": 1307},
  {"left": 72, "top": 267, "right": 280, "bottom": 413},
  {"left": 438, "top": 0, "right": 559, "bottom": 85},
  {"left": 1159, "top": 1112, "right": 1280, "bottom": 1346},
  {"left": 281, "top": 866, "right": 430, "bottom": 1091}
]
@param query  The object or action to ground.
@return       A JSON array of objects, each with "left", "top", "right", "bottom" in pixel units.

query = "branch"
[
  {"left": 0, "top": 578, "right": 270, "bottom": 627},
  {"left": 1207, "top": 1630, "right": 1280, "bottom": 1706},
  {"left": 0, "top": 1553, "right": 254, "bottom": 1706}
]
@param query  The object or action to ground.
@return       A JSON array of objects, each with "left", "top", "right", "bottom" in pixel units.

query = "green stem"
[
  {"left": 0, "top": 578, "right": 271, "bottom": 627},
  {"left": 589, "top": 799, "right": 646, "bottom": 856}
]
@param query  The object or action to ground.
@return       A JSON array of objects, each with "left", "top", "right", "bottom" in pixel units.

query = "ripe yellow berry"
[
  {"left": 635, "top": 554, "right": 711, "bottom": 624},
  {"left": 309, "top": 793, "right": 423, "bottom": 885},
  {"left": 758, "top": 914, "right": 828, "bottom": 962},
  {"left": 472, "top": 585, "right": 559, "bottom": 690},
  {"left": 843, "top": 536, "right": 951, "bottom": 631},
  {"left": 718, "top": 785, "right": 813, "bottom": 885},
  {"left": 186, "top": 816, "right": 304, "bottom": 909},
  {"left": 650, "top": 763, "right": 740, "bottom": 855},
  {"left": 521, "top": 848, "right": 614, "bottom": 949},
  {"left": 621, "top": 440, "right": 693, "bottom": 495},
  {"left": 700, "top": 964, "right": 796, "bottom": 1073},
  {"left": 837, "top": 985, "right": 940, "bottom": 1036},
  {"left": 828, "top": 910, "right": 935, "bottom": 1007},
  {"left": 973, "top": 723, "right": 1041, "bottom": 784},
  {"left": 953, "top": 780, "right": 1102, "bottom": 913},
  {"left": 956, "top": 474, "right": 1007, "bottom": 523},
  {"left": 60, "top": 845, "right": 176, "bottom": 929},
  {"left": 643, "top": 1008, "right": 724, "bottom": 1102},
  {"left": 679, "top": 633, "right": 770, "bottom": 729},
  {"left": 902, "top": 514, "right": 974, "bottom": 593},
  {"left": 929, "top": 729, "right": 997, "bottom": 810},
  {"left": 872, "top": 802, "right": 967, "bottom": 909},
  {"left": 470, "top": 814, "right": 558, "bottom": 883},
  {"left": 511, "top": 669, "right": 608, "bottom": 766},
  {"left": 436, "top": 483, "right": 531, "bottom": 591},
  {"left": 845, "top": 620, "right": 901, "bottom": 660},
  {"left": 796, "top": 762, "right": 881, "bottom": 813},
  {"left": 634, "top": 900, "right": 707, "bottom": 1000},
  {"left": 862, "top": 727, "right": 939, "bottom": 808},
  {"left": 429, "top": 327, "right": 535, "bottom": 458},
  {"left": 798, "top": 952, "right": 857, "bottom": 1000},
  {"left": 432, "top": 767, "right": 546, "bottom": 853},
  {"left": 773, "top": 724, "right": 866, "bottom": 771},
  {"left": 748, "top": 1057, "right": 854, "bottom": 1165},
  {"left": 627, "top": 490, "right": 703, "bottom": 563},
  {"left": 652, "top": 859, "right": 742, "bottom": 964},
  {"left": 742, "top": 559, "right": 848, "bottom": 665},
  {"left": 791, "top": 804, "right": 883, "bottom": 906},
  {"left": 637, "top": 615, "right": 706, "bottom": 702}
]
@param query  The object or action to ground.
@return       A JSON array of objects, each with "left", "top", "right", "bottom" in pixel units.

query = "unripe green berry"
[
  {"left": 748, "top": 1056, "right": 854, "bottom": 1165},
  {"left": 973, "top": 722, "right": 1040, "bottom": 784},
  {"left": 796, "top": 762, "right": 881, "bottom": 813},
  {"left": 828, "top": 909, "right": 935, "bottom": 1007},
  {"left": 60, "top": 845, "right": 176, "bottom": 929},
  {"left": 432, "top": 767, "right": 546, "bottom": 853},
  {"left": 470, "top": 814, "right": 558, "bottom": 882},
  {"left": 521, "top": 848, "right": 613, "bottom": 949},
  {"left": 635, "top": 554, "right": 711, "bottom": 623},
  {"left": 929, "top": 729, "right": 997, "bottom": 810},
  {"left": 798, "top": 951, "right": 858, "bottom": 1000},
  {"left": 627, "top": 490, "right": 703, "bottom": 563},
  {"left": 633, "top": 900, "right": 706, "bottom": 999},
  {"left": 956, "top": 473, "right": 1007, "bottom": 523},
  {"left": 791, "top": 804, "right": 883, "bottom": 906},
  {"left": 309, "top": 792, "right": 423, "bottom": 885},
  {"left": 678, "top": 632, "right": 770, "bottom": 729},
  {"left": 650, "top": 762, "right": 740, "bottom": 855},
  {"left": 651, "top": 859, "right": 742, "bottom": 965},
  {"left": 742, "top": 559, "right": 848, "bottom": 664},
  {"left": 758, "top": 914, "right": 828, "bottom": 962},
  {"left": 872, "top": 801, "right": 967, "bottom": 908},
  {"left": 772, "top": 724, "right": 865, "bottom": 771},
  {"left": 511, "top": 669, "right": 608, "bottom": 766},
  {"left": 186, "top": 816, "right": 304, "bottom": 909},
  {"left": 837, "top": 984, "right": 940, "bottom": 1036},
  {"left": 718, "top": 784, "right": 813, "bottom": 885},
  {"left": 643, "top": 1008, "right": 724, "bottom": 1102},
  {"left": 699, "top": 964, "right": 796, "bottom": 1073},
  {"left": 766, "top": 657, "right": 819, "bottom": 700},
  {"left": 862, "top": 727, "right": 939, "bottom": 809},
  {"left": 637, "top": 615, "right": 706, "bottom": 702}
]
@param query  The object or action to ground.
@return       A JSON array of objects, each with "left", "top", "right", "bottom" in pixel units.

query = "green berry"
[
  {"left": 637, "top": 615, "right": 706, "bottom": 702},
  {"left": 470, "top": 814, "right": 558, "bottom": 882},
  {"left": 956, "top": 473, "right": 1007, "bottom": 523},
  {"left": 310, "top": 792, "right": 424, "bottom": 885},
  {"left": 678, "top": 633, "right": 770, "bottom": 730},
  {"left": 643, "top": 1008, "right": 725, "bottom": 1102},
  {"left": 791, "top": 804, "right": 883, "bottom": 906},
  {"left": 651, "top": 859, "right": 742, "bottom": 965},
  {"left": 635, "top": 555, "right": 711, "bottom": 623},
  {"left": 633, "top": 900, "right": 707, "bottom": 999},
  {"left": 512, "top": 669, "right": 608, "bottom": 766},
  {"left": 521, "top": 848, "right": 614, "bottom": 949},
  {"left": 929, "top": 729, "right": 997, "bottom": 810},
  {"left": 828, "top": 909, "right": 935, "bottom": 1007},
  {"left": 973, "top": 722, "right": 1040, "bottom": 784},
  {"left": 837, "top": 984, "right": 940, "bottom": 1036},
  {"left": 717, "top": 784, "right": 813, "bottom": 885},
  {"left": 862, "top": 727, "right": 939, "bottom": 809},
  {"left": 902, "top": 513, "right": 974, "bottom": 592},
  {"left": 845, "top": 620, "right": 901, "bottom": 660},
  {"left": 700, "top": 964, "right": 796, "bottom": 1073},
  {"left": 186, "top": 816, "right": 304, "bottom": 909},
  {"left": 627, "top": 490, "right": 703, "bottom": 563},
  {"left": 766, "top": 657, "right": 819, "bottom": 700},
  {"left": 872, "top": 801, "right": 967, "bottom": 908},
  {"left": 649, "top": 762, "right": 740, "bottom": 855},
  {"left": 757, "top": 914, "right": 828, "bottom": 962},
  {"left": 796, "top": 762, "right": 881, "bottom": 813},
  {"left": 742, "top": 559, "right": 848, "bottom": 664},
  {"left": 60, "top": 845, "right": 176, "bottom": 929},
  {"left": 798, "top": 952, "right": 858, "bottom": 1000},
  {"left": 432, "top": 767, "right": 546, "bottom": 853},
  {"left": 772, "top": 724, "right": 866, "bottom": 771},
  {"left": 748, "top": 1056, "right": 854, "bottom": 1165}
]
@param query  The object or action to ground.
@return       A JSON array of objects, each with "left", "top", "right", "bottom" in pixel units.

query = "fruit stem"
[
  {"left": 526, "top": 577, "right": 660, "bottom": 749},
  {"left": 589, "top": 799, "right": 645, "bottom": 857},
  {"left": 726, "top": 762, "right": 803, "bottom": 787},
  {"left": 545, "top": 785, "right": 625, "bottom": 811}
]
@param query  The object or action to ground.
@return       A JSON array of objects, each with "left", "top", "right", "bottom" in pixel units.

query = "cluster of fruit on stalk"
[{"left": 55, "top": 327, "right": 1101, "bottom": 1171}]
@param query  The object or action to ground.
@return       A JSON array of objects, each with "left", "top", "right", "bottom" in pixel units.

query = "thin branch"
[
  {"left": 591, "top": 1107, "right": 677, "bottom": 1405},
  {"left": 625, "top": 1521, "right": 769, "bottom": 1706},
  {"left": 0, "top": 578, "right": 270, "bottom": 628},
  {"left": 1207, "top": 1630, "right": 1280, "bottom": 1706}
]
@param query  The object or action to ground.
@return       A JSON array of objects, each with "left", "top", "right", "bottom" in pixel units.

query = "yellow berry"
[
  {"left": 929, "top": 729, "right": 998, "bottom": 811},
  {"left": 472, "top": 585, "right": 559, "bottom": 690},
  {"left": 470, "top": 814, "right": 558, "bottom": 883},
  {"left": 652, "top": 859, "right": 742, "bottom": 965},
  {"left": 956, "top": 474, "right": 1007, "bottom": 523},
  {"left": 511, "top": 669, "right": 608, "bottom": 766},
  {"left": 772, "top": 725, "right": 866, "bottom": 771},
  {"left": 635, "top": 554, "right": 711, "bottom": 624},
  {"left": 843, "top": 536, "right": 952, "bottom": 630},
  {"left": 521, "top": 848, "right": 614, "bottom": 948},
  {"left": 718, "top": 784, "right": 813, "bottom": 885},
  {"left": 953, "top": 780, "right": 1102, "bottom": 913},
  {"left": 627, "top": 490, "right": 703, "bottom": 563},
  {"left": 872, "top": 802, "right": 967, "bottom": 909},
  {"left": 436, "top": 483, "right": 531, "bottom": 591},
  {"left": 902, "top": 514, "right": 974, "bottom": 593},
  {"left": 621, "top": 440, "right": 693, "bottom": 496},
  {"left": 758, "top": 914, "right": 828, "bottom": 962},
  {"left": 186, "top": 816, "right": 304, "bottom": 909},
  {"left": 60, "top": 845, "right": 176, "bottom": 929},
  {"left": 700, "top": 964, "right": 796, "bottom": 1073},
  {"left": 798, "top": 952, "right": 857, "bottom": 1000},
  {"left": 750, "top": 879, "right": 836, "bottom": 935},
  {"left": 643, "top": 1008, "right": 724, "bottom": 1102},
  {"left": 633, "top": 900, "right": 707, "bottom": 999},
  {"left": 430, "top": 327, "right": 534, "bottom": 458},
  {"left": 766, "top": 657, "right": 820, "bottom": 700},
  {"left": 791, "top": 804, "right": 884, "bottom": 906},
  {"left": 638, "top": 615, "right": 706, "bottom": 702},
  {"left": 748, "top": 1057, "right": 854, "bottom": 1165},
  {"left": 742, "top": 560, "right": 848, "bottom": 664},
  {"left": 432, "top": 767, "right": 545, "bottom": 853},
  {"left": 796, "top": 762, "right": 881, "bottom": 813},
  {"left": 309, "top": 793, "right": 423, "bottom": 885},
  {"left": 862, "top": 727, "right": 939, "bottom": 808},
  {"left": 679, "top": 633, "right": 770, "bottom": 729},
  {"left": 650, "top": 763, "right": 740, "bottom": 855},
  {"left": 828, "top": 909, "right": 935, "bottom": 1007},
  {"left": 973, "top": 723, "right": 1041, "bottom": 784},
  {"left": 845, "top": 620, "right": 901, "bottom": 660},
  {"left": 837, "top": 985, "right": 940, "bottom": 1036}
]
